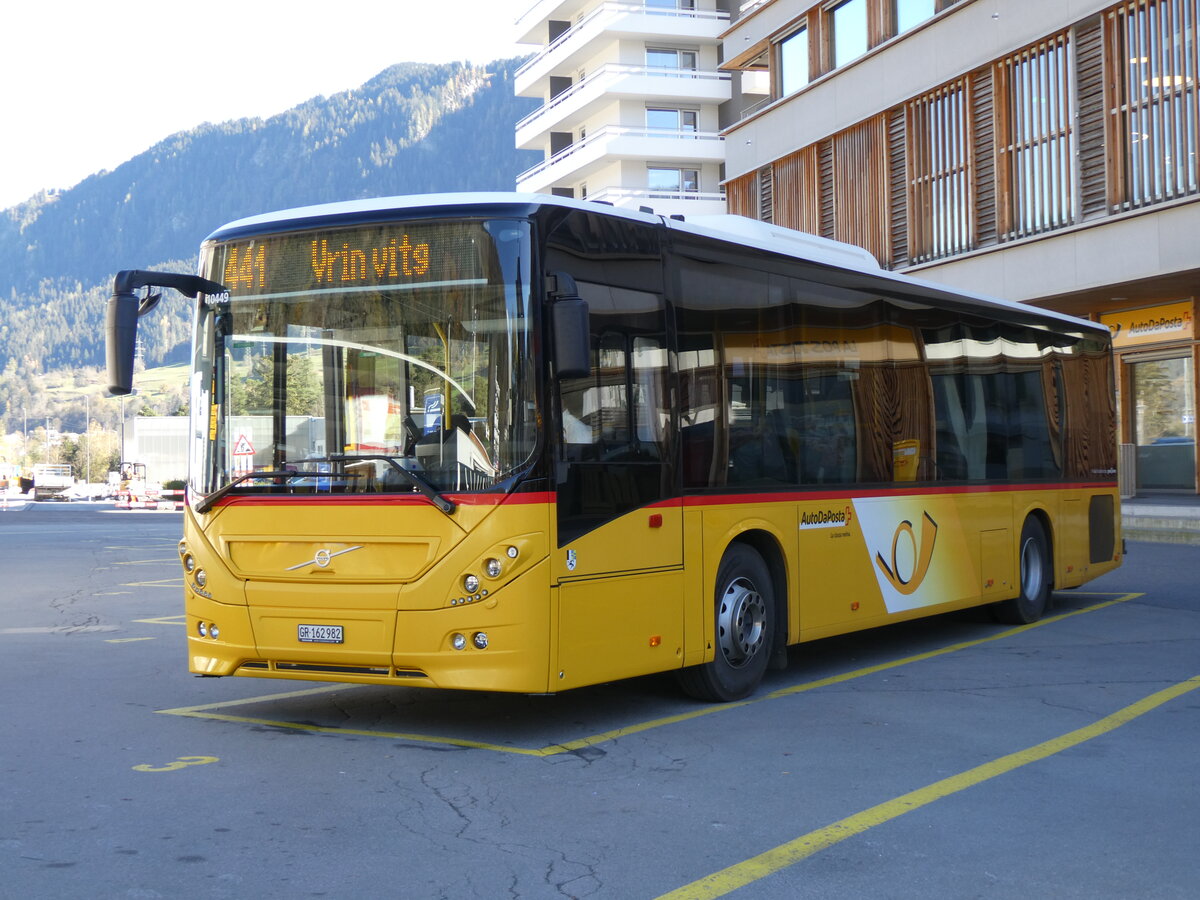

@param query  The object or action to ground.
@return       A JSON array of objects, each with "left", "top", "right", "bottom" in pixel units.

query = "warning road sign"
[{"left": 232, "top": 433, "right": 255, "bottom": 475}]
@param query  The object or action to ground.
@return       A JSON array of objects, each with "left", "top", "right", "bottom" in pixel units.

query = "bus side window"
[
  {"left": 559, "top": 292, "right": 668, "bottom": 464},
  {"left": 554, "top": 277, "right": 672, "bottom": 540}
]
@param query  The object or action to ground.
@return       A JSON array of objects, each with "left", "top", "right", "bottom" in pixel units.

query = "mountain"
[{"left": 0, "top": 57, "right": 537, "bottom": 385}]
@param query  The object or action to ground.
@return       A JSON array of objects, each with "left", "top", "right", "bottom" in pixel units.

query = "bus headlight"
[
  {"left": 195, "top": 569, "right": 208, "bottom": 588},
  {"left": 463, "top": 574, "right": 480, "bottom": 594},
  {"left": 183, "top": 555, "right": 196, "bottom": 573},
  {"left": 485, "top": 558, "right": 502, "bottom": 578}
]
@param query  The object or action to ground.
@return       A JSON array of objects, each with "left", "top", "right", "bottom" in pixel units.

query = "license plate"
[{"left": 298, "top": 624, "right": 343, "bottom": 644}]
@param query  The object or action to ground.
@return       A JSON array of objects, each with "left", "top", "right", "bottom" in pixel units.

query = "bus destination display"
[{"left": 212, "top": 222, "right": 489, "bottom": 296}]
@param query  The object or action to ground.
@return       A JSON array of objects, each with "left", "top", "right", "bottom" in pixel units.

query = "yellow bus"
[{"left": 106, "top": 194, "right": 1121, "bottom": 701}]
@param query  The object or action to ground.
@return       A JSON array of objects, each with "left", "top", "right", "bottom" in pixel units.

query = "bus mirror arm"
[
  {"left": 548, "top": 272, "right": 590, "bottom": 380},
  {"left": 106, "top": 270, "right": 227, "bottom": 396}
]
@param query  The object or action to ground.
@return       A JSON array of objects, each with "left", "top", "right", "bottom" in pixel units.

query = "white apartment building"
[{"left": 514, "top": 0, "right": 734, "bottom": 215}]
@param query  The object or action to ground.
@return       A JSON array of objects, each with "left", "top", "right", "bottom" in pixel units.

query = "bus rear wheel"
[
  {"left": 678, "top": 544, "right": 774, "bottom": 702},
  {"left": 992, "top": 517, "right": 1051, "bottom": 625}
]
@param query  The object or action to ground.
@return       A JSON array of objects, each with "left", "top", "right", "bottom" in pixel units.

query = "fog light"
[
  {"left": 472, "top": 631, "right": 489, "bottom": 650},
  {"left": 184, "top": 555, "right": 196, "bottom": 573},
  {"left": 485, "top": 558, "right": 502, "bottom": 578},
  {"left": 451, "top": 633, "right": 467, "bottom": 651},
  {"left": 197, "top": 622, "right": 208, "bottom": 638},
  {"left": 209, "top": 624, "right": 220, "bottom": 640},
  {"left": 463, "top": 574, "right": 480, "bottom": 593},
  {"left": 195, "top": 569, "right": 207, "bottom": 588}
]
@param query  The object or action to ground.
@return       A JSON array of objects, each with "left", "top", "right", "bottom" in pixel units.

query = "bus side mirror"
[
  {"left": 551, "top": 297, "right": 590, "bottom": 380},
  {"left": 106, "top": 283, "right": 141, "bottom": 395},
  {"left": 105, "top": 270, "right": 226, "bottom": 395}
]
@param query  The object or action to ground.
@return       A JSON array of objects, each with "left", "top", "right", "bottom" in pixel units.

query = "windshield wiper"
[
  {"left": 193, "top": 469, "right": 321, "bottom": 514},
  {"left": 323, "top": 453, "right": 456, "bottom": 515},
  {"left": 193, "top": 457, "right": 455, "bottom": 516}
]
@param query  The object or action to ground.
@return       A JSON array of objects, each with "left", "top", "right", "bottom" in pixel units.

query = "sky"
[{"left": 0, "top": 1, "right": 527, "bottom": 210}]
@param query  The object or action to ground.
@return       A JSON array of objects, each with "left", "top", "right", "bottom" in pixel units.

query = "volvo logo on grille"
[{"left": 286, "top": 545, "right": 364, "bottom": 571}]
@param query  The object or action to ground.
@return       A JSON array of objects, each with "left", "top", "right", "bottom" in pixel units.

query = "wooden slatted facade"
[
  {"left": 906, "top": 77, "right": 973, "bottom": 263},
  {"left": 772, "top": 146, "right": 821, "bottom": 235},
  {"left": 994, "top": 31, "right": 1075, "bottom": 240},
  {"left": 832, "top": 118, "right": 892, "bottom": 266},
  {"left": 1105, "top": 0, "right": 1200, "bottom": 211},
  {"left": 1075, "top": 15, "right": 1110, "bottom": 218},
  {"left": 970, "top": 67, "right": 999, "bottom": 248}
]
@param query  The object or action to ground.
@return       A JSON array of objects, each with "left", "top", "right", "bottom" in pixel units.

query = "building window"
[
  {"left": 995, "top": 33, "right": 1075, "bottom": 239},
  {"left": 896, "top": 0, "right": 937, "bottom": 34},
  {"left": 779, "top": 27, "right": 810, "bottom": 96},
  {"left": 647, "top": 108, "right": 699, "bottom": 133},
  {"left": 647, "top": 47, "right": 698, "bottom": 71},
  {"left": 646, "top": 0, "right": 697, "bottom": 9},
  {"left": 648, "top": 167, "right": 700, "bottom": 196},
  {"left": 1108, "top": 0, "right": 1199, "bottom": 208},
  {"left": 907, "top": 78, "right": 972, "bottom": 261},
  {"left": 829, "top": 0, "right": 868, "bottom": 68}
]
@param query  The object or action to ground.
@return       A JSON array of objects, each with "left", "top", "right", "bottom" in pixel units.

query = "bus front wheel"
[
  {"left": 678, "top": 543, "right": 774, "bottom": 702},
  {"left": 992, "top": 517, "right": 1052, "bottom": 625}
]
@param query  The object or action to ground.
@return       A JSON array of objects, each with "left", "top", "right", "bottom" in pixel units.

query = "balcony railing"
[
  {"left": 587, "top": 186, "right": 727, "bottom": 205},
  {"left": 517, "top": 124, "right": 724, "bottom": 184},
  {"left": 737, "top": 0, "right": 770, "bottom": 17},
  {"left": 516, "top": 63, "right": 731, "bottom": 133},
  {"left": 516, "top": 2, "right": 730, "bottom": 81}
]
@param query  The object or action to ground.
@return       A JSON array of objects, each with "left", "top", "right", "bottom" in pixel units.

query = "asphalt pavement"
[{"left": 0, "top": 501, "right": 1196, "bottom": 899}]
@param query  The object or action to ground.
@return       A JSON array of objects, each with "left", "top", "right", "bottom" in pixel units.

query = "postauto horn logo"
[{"left": 874, "top": 512, "right": 939, "bottom": 596}]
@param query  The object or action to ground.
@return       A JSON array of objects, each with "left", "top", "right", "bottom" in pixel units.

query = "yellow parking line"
[
  {"left": 122, "top": 578, "right": 183, "bottom": 588},
  {"left": 156, "top": 593, "right": 1141, "bottom": 755},
  {"left": 657, "top": 673, "right": 1200, "bottom": 900}
]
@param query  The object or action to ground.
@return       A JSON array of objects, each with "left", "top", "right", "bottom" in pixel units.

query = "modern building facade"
[{"left": 514, "top": 0, "right": 734, "bottom": 215}]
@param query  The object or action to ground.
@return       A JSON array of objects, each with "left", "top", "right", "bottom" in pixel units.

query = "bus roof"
[{"left": 204, "top": 192, "right": 1103, "bottom": 336}]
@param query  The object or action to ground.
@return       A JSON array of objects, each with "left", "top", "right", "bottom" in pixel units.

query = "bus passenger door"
[{"left": 552, "top": 285, "right": 684, "bottom": 690}]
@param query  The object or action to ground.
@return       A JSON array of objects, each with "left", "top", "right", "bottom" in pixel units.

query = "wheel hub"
[{"left": 717, "top": 577, "right": 766, "bottom": 668}]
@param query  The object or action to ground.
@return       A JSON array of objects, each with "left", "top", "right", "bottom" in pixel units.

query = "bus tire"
[
  {"left": 678, "top": 543, "right": 774, "bottom": 702},
  {"left": 992, "top": 517, "right": 1051, "bottom": 625}
]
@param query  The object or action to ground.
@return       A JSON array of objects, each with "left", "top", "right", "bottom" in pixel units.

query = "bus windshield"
[{"left": 188, "top": 218, "right": 536, "bottom": 506}]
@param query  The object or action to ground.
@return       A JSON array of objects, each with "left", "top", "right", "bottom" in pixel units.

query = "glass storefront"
[{"left": 1132, "top": 355, "right": 1196, "bottom": 491}]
